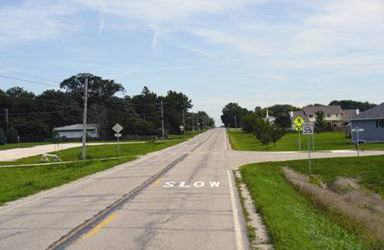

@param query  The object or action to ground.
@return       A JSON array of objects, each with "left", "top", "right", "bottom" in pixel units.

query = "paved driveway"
[{"left": 0, "top": 141, "right": 146, "bottom": 161}]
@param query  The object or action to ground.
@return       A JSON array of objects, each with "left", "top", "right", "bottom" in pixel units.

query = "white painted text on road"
[{"left": 163, "top": 181, "right": 221, "bottom": 188}]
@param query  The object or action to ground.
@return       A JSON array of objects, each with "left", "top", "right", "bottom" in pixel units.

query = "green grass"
[
  {"left": 287, "top": 155, "right": 384, "bottom": 198},
  {"left": 228, "top": 129, "right": 384, "bottom": 151},
  {"left": 241, "top": 162, "right": 372, "bottom": 249},
  {"left": 0, "top": 138, "right": 190, "bottom": 205}
]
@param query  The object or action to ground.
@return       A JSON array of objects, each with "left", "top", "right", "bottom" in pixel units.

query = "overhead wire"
[
  {"left": 0, "top": 67, "right": 60, "bottom": 84},
  {"left": 0, "top": 74, "right": 58, "bottom": 88}
]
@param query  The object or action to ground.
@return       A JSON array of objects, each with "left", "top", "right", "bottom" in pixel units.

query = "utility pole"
[
  {"left": 81, "top": 78, "right": 88, "bottom": 160},
  {"left": 182, "top": 110, "right": 185, "bottom": 133},
  {"left": 4, "top": 108, "right": 8, "bottom": 133},
  {"left": 192, "top": 113, "right": 195, "bottom": 132},
  {"left": 161, "top": 101, "right": 165, "bottom": 139},
  {"left": 234, "top": 116, "right": 237, "bottom": 128}
]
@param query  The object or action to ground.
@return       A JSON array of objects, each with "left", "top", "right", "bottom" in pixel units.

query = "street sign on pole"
[
  {"left": 179, "top": 125, "right": 184, "bottom": 132},
  {"left": 112, "top": 124, "right": 124, "bottom": 156},
  {"left": 302, "top": 123, "right": 314, "bottom": 135},
  {"left": 352, "top": 127, "right": 364, "bottom": 157},
  {"left": 302, "top": 123, "right": 314, "bottom": 175},
  {"left": 112, "top": 123, "right": 123, "bottom": 133}
]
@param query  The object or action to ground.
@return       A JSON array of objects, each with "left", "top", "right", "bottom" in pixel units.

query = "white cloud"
[
  {"left": 0, "top": 0, "right": 81, "bottom": 45},
  {"left": 75, "top": 0, "right": 262, "bottom": 23}
]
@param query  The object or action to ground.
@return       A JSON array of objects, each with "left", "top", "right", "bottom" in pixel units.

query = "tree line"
[{"left": 0, "top": 73, "right": 214, "bottom": 143}]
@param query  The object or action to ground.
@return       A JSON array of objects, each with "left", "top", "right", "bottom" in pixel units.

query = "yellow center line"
[{"left": 81, "top": 212, "right": 117, "bottom": 240}]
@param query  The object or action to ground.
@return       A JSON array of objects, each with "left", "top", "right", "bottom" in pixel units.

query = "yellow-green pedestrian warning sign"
[
  {"left": 293, "top": 116, "right": 305, "bottom": 131},
  {"left": 293, "top": 116, "right": 305, "bottom": 126}
]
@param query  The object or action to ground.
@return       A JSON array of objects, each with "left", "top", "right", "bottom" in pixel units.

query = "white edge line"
[{"left": 227, "top": 170, "right": 246, "bottom": 250}]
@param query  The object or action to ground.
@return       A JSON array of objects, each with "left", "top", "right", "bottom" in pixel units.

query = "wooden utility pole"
[
  {"left": 161, "top": 101, "right": 165, "bottom": 139},
  {"left": 81, "top": 78, "right": 88, "bottom": 160}
]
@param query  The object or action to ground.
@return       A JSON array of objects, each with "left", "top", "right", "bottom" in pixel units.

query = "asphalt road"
[{"left": 0, "top": 128, "right": 383, "bottom": 250}]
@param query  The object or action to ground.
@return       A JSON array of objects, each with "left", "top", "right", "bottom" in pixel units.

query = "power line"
[
  {"left": 0, "top": 74, "right": 58, "bottom": 88},
  {"left": 0, "top": 67, "right": 59, "bottom": 84},
  {"left": 0, "top": 109, "right": 83, "bottom": 116}
]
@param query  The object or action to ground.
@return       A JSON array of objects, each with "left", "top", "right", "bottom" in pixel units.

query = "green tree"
[
  {"left": 274, "top": 113, "right": 292, "bottom": 129},
  {"left": 163, "top": 90, "right": 193, "bottom": 134},
  {"left": 221, "top": 103, "right": 249, "bottom": 128},
  {"left": 329, "top": 100, "right": 376, "bottom": 111},
  {"left": 6, "top": 127, "right": 18, "bottom": 143},
  {"left": 241, "top": 114, "right": 256, "bottom": 133},
  {"left": 60, "top": 73, "right": 125, "bottom": 102},
  {"left": 315, "top": 111, "right": 327, "bottom": 132},
  {"left": 0, "top": 128, "right": 6, "bottom": 144},
  {"left": 258, "top": 123, "right": 272, "bottom": 145},
  {"left": 271, "top": 124, "right": 286, "bottom": 146}
]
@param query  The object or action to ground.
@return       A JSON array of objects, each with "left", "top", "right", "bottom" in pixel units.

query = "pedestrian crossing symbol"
[{"left": 293, "top": 116, "right": 305, "bottom": 131}]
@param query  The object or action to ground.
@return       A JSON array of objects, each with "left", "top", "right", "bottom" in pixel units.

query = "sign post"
[
  {"left": 302, "top": 123, "right": 314, "bottom": 175},
  {"left": 352, "top": 127, "right": 364, "bottom": 157},
  {"left": 293, "top": 116, "right": 305, "bottom": 152},
  {"left": 112, "top": 123, "right": 124, "bottom": 156}
]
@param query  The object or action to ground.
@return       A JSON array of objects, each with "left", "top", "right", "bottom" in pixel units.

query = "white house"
[{"left": 53, "top": 124, "right": 99, "bottom": 140}]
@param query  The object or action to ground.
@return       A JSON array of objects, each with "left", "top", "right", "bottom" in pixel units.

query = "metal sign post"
[
  {"left": 112, "top": 123, "right": 124, "bottom": 156},
  {"left": 114, "top": 133, "right": 122, "bottom": 155},
  {"left": 352, "top": 127, "right": 364, "bottom": 157},
  {"left": 303, "top": 123, "right": 314, "bottom": 175}
]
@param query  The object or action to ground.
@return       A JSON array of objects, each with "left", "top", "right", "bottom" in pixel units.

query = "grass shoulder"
[{"left": 240, "top": 155, "right": 384, "bottom": 249}]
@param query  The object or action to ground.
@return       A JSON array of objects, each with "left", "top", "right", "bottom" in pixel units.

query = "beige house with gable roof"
[{"left": 290, "top": 105, "right": 359, "bottom": 130}]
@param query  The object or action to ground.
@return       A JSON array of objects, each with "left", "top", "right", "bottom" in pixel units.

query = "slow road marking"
[{"left": 162, "top": 181, "right": 221, "bottom": 188}]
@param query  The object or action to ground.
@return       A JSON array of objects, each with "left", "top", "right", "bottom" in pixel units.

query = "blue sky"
[{"left": 0, "top": 0, "right": 383, "bottom": 124}]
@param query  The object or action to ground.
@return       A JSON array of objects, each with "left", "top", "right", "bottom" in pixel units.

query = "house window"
[
  {"left": 327, "top": 114, "right": 331, "bottom": 118},
  {"left": 378, "top": 119, "right": 384, "bottom": 128},
  {"left": 336, "top": 114, "right": 339, "bottom": 117},
  {"left": 309, "top": 115, "right": 313, "bottom": 118}
]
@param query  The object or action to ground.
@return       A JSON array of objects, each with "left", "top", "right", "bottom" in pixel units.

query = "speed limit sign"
[{"left": 302, "top": 123, "right": 314, "bottom": 135}]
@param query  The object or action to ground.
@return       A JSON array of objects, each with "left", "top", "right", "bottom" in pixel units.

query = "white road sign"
[
  {"left": 179, "top": 125, "right": 185, "bottom": 131},
  {"left": 114, "top": 133, "right": 122, "bottom": 138},
  {"left": 112, "top": 123, "right": 123, "bottom": 133},
  {"left": 352, "top": 128, "right": 364, "bottom": 132},
  {"left": 302, "top": 123, "right": 314, "bottom": 135}
]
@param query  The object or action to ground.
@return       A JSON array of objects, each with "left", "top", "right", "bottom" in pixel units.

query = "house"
[
  {"left": 53, "top": 124, "right": 99, "bottom": 140},
  {"left": 289, "top": 105, "right": 359, "bottom": 130},
  {"left": 350, "top": 103, "right": 384, "bottom": 143}
]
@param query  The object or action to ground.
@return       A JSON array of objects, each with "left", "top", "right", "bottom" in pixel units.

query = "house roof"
[
  {"left": 303, "top": 105, "right": 343, "bottom": 116},
  {"left": 53, "top": 124, "right": 98, "bottom": 131},
  {"left": 342, "top": 109, "right": 359, "bottom": 121},
  {"left": 351, "top": 103, "right": 384, "bottom": 120},
  {"left": 291, "top": 111, "right": 310, "bottom": 123}
]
